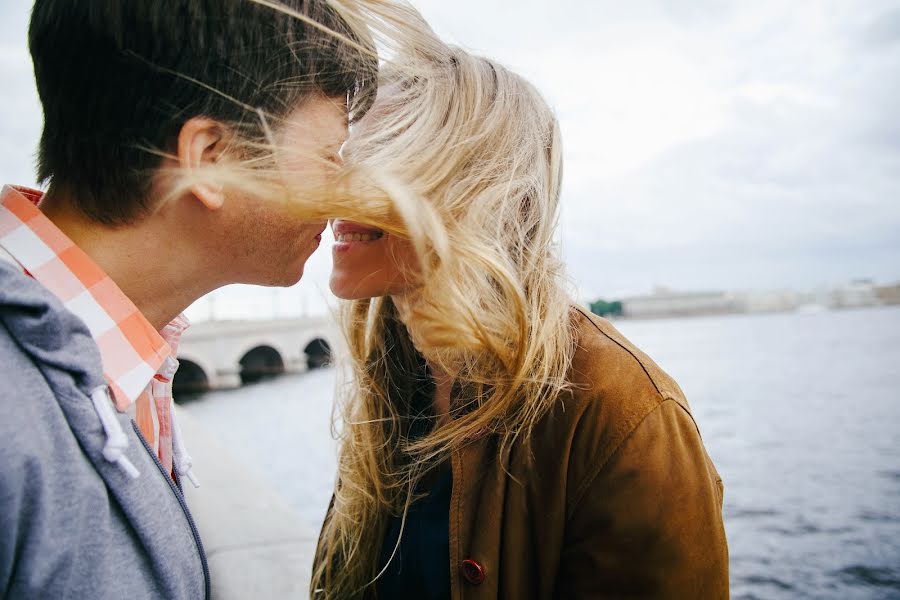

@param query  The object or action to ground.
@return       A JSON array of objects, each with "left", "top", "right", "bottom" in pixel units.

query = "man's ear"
[{"left": 177, "top": 117, "right": 228, "bottom": 210}]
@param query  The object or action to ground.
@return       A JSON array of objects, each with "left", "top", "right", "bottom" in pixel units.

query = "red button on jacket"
[{"left": 460, "top": 559, "right": 485, "bottom": 585}]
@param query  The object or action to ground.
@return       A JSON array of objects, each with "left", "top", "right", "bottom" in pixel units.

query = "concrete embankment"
[{"left": 178, "top": 411, "right": 318, "bottom": 598}]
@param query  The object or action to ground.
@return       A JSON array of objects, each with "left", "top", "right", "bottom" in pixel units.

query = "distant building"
[
  {"left": 875, "top": 283, "right": 900, "bottom": 306},
  {"left": 616, "top": 280, "right": 889, "bottom": 320},
  {"left": 795, "top": 287, "right": 834, "bottom": 310},
  {"left": 621, "top": 288, "right": 738, "bottom": 319},
  {"left": 829, "top": 280, "right": 880, "bottom": 309},
  {"left": 733, "top": 289, "right": 799, "bottom": 314}
]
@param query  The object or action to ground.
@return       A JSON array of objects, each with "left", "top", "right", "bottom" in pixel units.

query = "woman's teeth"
[{"left": 336, "top": 232, "right": 383, "bottom": 242}]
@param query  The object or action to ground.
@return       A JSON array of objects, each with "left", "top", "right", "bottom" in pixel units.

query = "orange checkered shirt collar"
[{"left": 0, "top": 185, "right": 175, "bottom": 409}]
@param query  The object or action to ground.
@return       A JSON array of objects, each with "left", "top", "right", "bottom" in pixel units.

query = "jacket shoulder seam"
[
  {"left": 572, "top": 306, "right": 664, "bottom": 397},
  {"left": 566, "top": 396, "right": 690, "bottom": 521}
]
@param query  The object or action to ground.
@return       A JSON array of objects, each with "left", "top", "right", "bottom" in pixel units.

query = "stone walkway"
[{"left": 179, "top": 412, "right": 318, "bottom": 598}]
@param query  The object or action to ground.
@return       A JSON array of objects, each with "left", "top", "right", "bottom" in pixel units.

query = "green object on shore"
[{"left": 590, "top": 299, "right": 623, "bottom": 318}]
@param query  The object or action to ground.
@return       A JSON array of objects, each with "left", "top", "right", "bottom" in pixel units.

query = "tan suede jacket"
[
  {"left": 446, "top": 308, "right": 728, "bottom": 599},
  {"left": 317, "top": 307, "right": 729, "bottom": 599}
]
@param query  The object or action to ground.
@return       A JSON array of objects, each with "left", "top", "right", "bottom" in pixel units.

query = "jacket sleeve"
[{"left": 555, "top": 399, "right": 729, "bottom": 599}]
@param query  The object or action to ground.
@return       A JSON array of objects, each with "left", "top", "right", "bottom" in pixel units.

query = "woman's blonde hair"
[{"left": 309, "top": 9, "right": 575, "bottom": 599}]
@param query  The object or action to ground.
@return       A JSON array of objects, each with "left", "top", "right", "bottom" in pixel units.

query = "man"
[{"left": 0, "top": 1, "right": 374, "bottom": 597}]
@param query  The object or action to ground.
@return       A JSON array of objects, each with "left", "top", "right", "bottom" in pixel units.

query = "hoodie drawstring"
[
  {"left": 158, "top": 355, "right": 200, "bottom": 489},
  {"left": 170, "top": 406, "right": 200, "bottom": 488},
  {"left": 89, "top": 385, "right": 140, "bottom": 479}
]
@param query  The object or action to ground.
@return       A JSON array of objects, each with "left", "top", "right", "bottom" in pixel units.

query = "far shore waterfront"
[{"left": 589, "top": 279, "right": 900, "bottom": 320}]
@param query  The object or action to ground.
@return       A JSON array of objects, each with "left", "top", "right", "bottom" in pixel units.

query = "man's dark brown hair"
[{"left": 29, "top": 0, "right": 376, "bottom": 224}]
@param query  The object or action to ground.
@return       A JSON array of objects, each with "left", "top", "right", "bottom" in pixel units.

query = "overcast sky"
[{"left": 1, "top": 1, "right": 898, "bottom": 320}]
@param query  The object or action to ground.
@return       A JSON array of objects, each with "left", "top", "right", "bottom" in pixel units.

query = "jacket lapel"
[{"left": 450, "top": 434, "right": 512, "bottom": 600}]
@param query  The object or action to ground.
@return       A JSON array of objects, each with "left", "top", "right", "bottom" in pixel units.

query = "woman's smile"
[
  {"left": 329, "top": 218, "right": 419, "bottom": 300},
  {"left": 331, "top": 219, "right": 385, "bottom": 251}
]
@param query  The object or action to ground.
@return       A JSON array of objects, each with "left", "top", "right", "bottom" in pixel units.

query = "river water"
[{"left": 180, "top": 306, "right": 900, "bottom": 599}]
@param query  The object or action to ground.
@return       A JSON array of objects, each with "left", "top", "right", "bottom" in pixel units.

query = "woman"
[{"left": 312, "top": 24, "right": 729, "bottom": 600}]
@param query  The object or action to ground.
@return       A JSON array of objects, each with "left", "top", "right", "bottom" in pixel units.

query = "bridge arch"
[
  {"left": 176, "top": 317, "right": 342, "bottom": 390},
  {"left": 238, "top": 344, "right": 286, "bottom": 384},
  {"left": 303, "top": 337, "right": 332, "bottom": 370},
  {"left": 172, "top": 356, "right": 212, "bottom": 397}
]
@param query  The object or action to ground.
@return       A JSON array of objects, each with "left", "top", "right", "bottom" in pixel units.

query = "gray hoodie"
[{"left": 0, "top": 261, "right": 209, "bottom": 599}]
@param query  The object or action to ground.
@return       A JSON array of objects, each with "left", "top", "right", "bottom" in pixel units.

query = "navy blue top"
[
  {"left": 376, "top": 463, "right": 452, "bottom": 600},
  {"left": 374, "top": 346, "right": 454, "bottom": 600}
]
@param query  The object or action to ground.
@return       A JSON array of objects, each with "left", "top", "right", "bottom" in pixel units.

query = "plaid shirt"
[{"left": 0, "top": 185, "right": 190, "bottom": 479}]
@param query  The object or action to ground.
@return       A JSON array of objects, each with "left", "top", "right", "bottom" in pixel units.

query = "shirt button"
[{"left": 460, "top": 559, "right": 486, "bottom": 586}]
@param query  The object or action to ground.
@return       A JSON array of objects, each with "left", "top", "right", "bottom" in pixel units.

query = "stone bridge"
[{"left": 173, "top": 317, "right": 341, "bottom": 393}]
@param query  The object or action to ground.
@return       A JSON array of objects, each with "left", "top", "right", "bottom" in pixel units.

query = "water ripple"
[
  {"left": 740, "top": 575, "right": 795, "bottom": 591},
  {"left": 834, "top": 565, "right": 900, "bottom": 589},
  {"left": 859, "top": 510, "right": 900, "bottom": 524},
  {"left": 879, "top": 469, "right": 900, "bottom": 482}
]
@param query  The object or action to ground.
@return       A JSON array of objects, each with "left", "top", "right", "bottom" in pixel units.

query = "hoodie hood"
[
  {"left": 0, "top": 260, "right": 139, "bottom": 478},
  {"left": 0, "top": 260, "right": 105, "bottom": 394}
]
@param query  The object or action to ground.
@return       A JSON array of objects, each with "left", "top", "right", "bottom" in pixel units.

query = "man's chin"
[
  {"left": 276, "top": 267, "right": 305, "bottom": 287},
  {"left": 250, "top": 266, "right": 305, "bottom": 288}
]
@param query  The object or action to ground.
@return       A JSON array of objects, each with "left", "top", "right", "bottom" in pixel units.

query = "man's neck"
[{"left": 39, "top": 191, "right": 215, "bottom": 331}]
